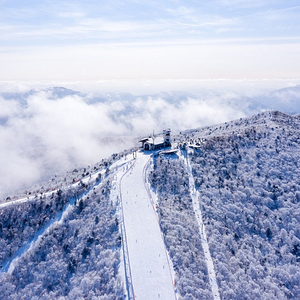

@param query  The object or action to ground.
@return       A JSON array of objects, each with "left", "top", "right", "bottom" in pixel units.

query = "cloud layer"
[{"left": 0, "top": 86, "right": 257, "bottom": 199}]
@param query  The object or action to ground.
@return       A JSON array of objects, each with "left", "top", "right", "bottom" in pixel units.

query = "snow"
[
  {"left": 119, "top": 151, "right": 177, "bottom": 300},
  {"left": 182, "top": 151, "right": 221, "bottom": 300}
]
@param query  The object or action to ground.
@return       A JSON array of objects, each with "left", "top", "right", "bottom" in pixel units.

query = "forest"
[
  {"left": 0, "top": 158, "right": 124, "bottom": 299},
  {"left": 149, "top": 155, "right": 213, "bottom": 299},
  {"left": 188, "top": 111, "right": 300, "bottom": 299}
]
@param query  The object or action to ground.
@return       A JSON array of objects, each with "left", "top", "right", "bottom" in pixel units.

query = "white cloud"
[
  {"left": 57, "top": 12, "right": 87, "bottom": 19},
  {"left": 166, "top": 6, "right": 194, "bottom": 16},
  {"left": 215, "top": 0, "right": 268, "bottom": 9},
  {"left": 0, "top": 97, "right": 21, "bottom": 119}
]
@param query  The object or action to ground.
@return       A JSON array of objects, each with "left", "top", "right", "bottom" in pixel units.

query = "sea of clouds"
[{"left": 0, "top": 79, "right": 299, "bottom": 199}]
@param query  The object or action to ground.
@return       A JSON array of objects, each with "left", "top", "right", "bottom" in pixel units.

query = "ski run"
[{"left": 116, "top": 152, "right": 177, "bottom": 300}]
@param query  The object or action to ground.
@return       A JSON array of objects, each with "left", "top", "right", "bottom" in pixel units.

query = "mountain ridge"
[
  {"left": 2, "top": 109, "right": 299, "bottom": 202},
  {"left": 0, "top": 109, "right": 300, "bottom": 299}
]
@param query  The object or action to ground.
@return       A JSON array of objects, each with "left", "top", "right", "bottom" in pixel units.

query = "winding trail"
[
  {"left": 183, "top": 151, "right": 221, "bottom": 300},
  {"left": 119, "top": 151, "right": 176, "bottom": 300}
]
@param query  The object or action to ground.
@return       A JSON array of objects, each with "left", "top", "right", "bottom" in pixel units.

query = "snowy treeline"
[
  {"left": 149, "top": 155, "right": 213, "bottom": 299},
  {"left": 0, "top": 189, "right": 69, "bottom": 268},
  {"left": 0, "top": 179, "right": 124, "bottom": 299},
  {"left": 189, "top": 111, "right": 300, "bottom": 299}
]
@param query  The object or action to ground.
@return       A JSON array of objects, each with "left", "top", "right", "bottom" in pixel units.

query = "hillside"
[
  {"left": 175, "top": 111, "right": 300, "bottom": 299},
  {"left": 0, "top": 111, "right": 300, "bottom": 299}
]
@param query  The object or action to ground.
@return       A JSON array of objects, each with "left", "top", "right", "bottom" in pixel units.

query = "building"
[{"left": 139, "top": 129, "right": 171, "bottom": 151}]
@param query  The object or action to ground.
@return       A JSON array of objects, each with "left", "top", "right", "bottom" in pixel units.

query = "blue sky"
[{"left": 1, "top": 0, "right": 300, "bottom": 80}]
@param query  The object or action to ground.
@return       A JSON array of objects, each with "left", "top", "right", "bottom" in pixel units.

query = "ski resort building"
[{"left": 139, "top": 129, "right": 171, "bottom": 151}]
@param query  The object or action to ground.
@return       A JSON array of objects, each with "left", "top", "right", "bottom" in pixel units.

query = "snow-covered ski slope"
[{"left": 120, "top": 152, "right": 177, "bottom": 300}]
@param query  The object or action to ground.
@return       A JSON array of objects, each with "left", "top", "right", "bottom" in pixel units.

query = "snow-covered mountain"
[
  {"left": 2, "top": 84, "right": 300, "bottom": 115},
  {"left": 1, "top": 110, "right": 300, "bottom": 299},
  {"left": 176, "top": 111, "right": 300, "bottom": 299},
  {"left": 254, "top": 85, "right": 300, "bottom": 115}
]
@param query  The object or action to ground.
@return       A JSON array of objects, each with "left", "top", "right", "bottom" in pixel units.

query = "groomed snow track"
[{"left": 119, "top": 152, "right": 177, "bottom": 300}]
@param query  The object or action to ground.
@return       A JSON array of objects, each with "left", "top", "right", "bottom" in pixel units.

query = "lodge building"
[{"left": 139, "top": 129, "right": 171, "bottom": 151}]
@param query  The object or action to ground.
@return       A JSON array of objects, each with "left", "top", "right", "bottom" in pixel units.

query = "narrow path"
[
  {"left": 182, "top": 151, "right": 221, "bottom": 300},
  {"left": 120, "top": 151, "right": 176, "bottom": 300},
  {"left": 0, "top": 158, "right": 129, "bottom": 209},
  {"left": 0, "top": 196, "right": 76, "bottom": 274}
]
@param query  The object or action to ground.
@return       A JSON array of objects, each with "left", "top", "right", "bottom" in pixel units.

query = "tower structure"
[{"left": 163, "top": 128, "right": 171, "bottom": 146}]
